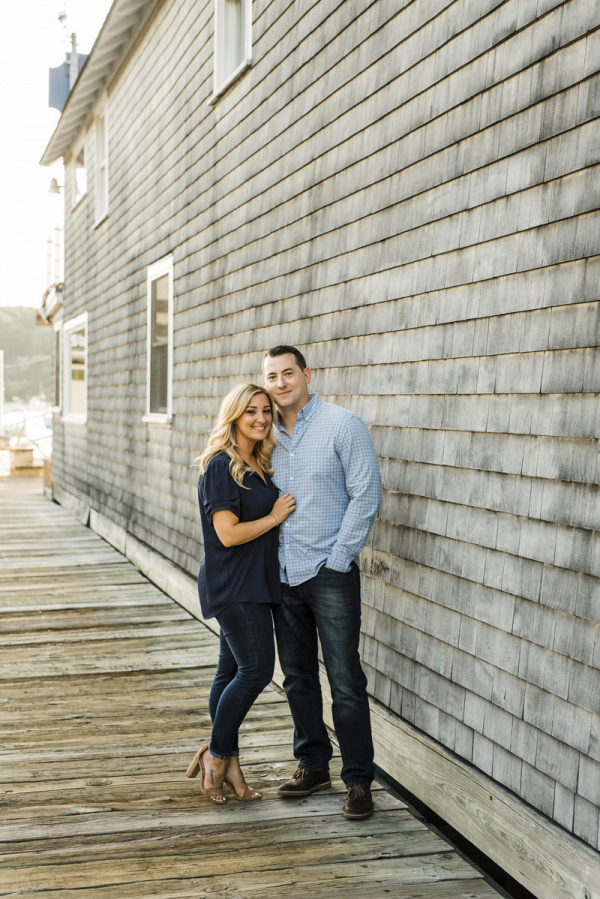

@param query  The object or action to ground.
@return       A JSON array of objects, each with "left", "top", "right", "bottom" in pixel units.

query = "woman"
[{"left": 186, "top": 383, "right": 295, "bottom": 804}]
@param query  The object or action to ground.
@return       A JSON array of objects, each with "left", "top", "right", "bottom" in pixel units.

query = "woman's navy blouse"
[{"left": 197, "top": 452, "right": 282, "bottom": 619}]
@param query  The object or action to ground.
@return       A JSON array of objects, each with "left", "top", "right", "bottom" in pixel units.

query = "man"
[{"left": 263, "top": 345, "right": 381, "bottom": 819}]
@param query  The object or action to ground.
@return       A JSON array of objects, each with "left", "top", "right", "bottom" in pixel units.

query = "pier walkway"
[{"left": 0, "top": 478, "right": 504, "bottom": 898}]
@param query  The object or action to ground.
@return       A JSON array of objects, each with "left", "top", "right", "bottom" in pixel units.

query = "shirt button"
[
  {"left": 285, "top": 544, "right": 289, "bottom": 548},
  {"left": 290, "top": 476, "right": 293, "bottom": 480}
]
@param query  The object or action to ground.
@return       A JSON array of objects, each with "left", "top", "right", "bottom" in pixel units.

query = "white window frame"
[
  {"left": 71, "top": 138, "right": 87, "bottom": 209},
  {"left": 94, "top": 100, "right": 109, "bottom": 225},
  {"left": 144, "top": 256, "right": 173, "bottom": 425},
  {"left": 52, "top": 317, "right": 63, "bottom": 412},
  {"left": 62, "top": 312, "right": 88, "bottom": 424},
  {"left": 210, "top": 0, "right": 252, "bottom": 104}
]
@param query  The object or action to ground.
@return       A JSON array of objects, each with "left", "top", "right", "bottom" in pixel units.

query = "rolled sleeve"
[
  {"left": 201, "top": 456, "right": 241, "bottom": 522},
  {"left": 327, "top": 416, "right": 381, "bottom": 571}
]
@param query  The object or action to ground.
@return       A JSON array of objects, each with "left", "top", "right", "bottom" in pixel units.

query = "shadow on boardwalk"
[{"left": 0, "top": 478, "right": 505, "bottom": 898}]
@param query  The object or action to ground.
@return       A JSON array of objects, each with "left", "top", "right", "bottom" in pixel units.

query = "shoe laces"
[{"left": 347, "top": 785, "right": 367, "bottom": 800}]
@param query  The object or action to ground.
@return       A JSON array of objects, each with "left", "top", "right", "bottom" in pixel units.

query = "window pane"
[
  {"left": 97, "top": 116, "right": 105, "bottom": 160},
  {"left": 149, "top": 274, "right": 169, "bottom": 414},
  {"left": 74, "top": 148, "right": 86, "bottom": 204},
  {"left": 96, "top": 115, "right": 107, "bottom": 218},
  {"left": 224, "top": 0, "right": 243, "bottom": 74},
  {"left": 54, "top": 330, "right": 61, "bottom": 407},
  {"left": 69, "top": 327, "right": 86, "bottom": 417}
]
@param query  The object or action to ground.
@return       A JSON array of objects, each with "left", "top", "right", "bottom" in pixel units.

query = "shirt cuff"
[
  {"left": 326, "top": 548, "right": 354, "bottom": 572},
  {"left": 206, "top": 502, "right": 240, "bottom": 520}
]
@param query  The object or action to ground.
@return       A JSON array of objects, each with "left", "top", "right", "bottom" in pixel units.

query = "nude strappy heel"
[{"left": 186, "top": 744, "right": 228, "bottom": 804}]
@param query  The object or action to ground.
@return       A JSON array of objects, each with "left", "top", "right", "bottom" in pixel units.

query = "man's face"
[{"left": 263, "top": 353, "right": 311, "bottom": 411}]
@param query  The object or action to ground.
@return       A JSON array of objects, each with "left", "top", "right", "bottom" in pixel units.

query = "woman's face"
[{"left": 235, "top": 393, "right": 273, "bottom": 445}]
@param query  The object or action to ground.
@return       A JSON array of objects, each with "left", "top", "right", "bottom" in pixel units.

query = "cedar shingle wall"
[{"left": 55, "top": 0, "right": 600, "bottom": 847}]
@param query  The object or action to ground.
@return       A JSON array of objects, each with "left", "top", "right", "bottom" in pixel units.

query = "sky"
[{"left": 0, "top": 0, "right": 113, "bottom": 308}]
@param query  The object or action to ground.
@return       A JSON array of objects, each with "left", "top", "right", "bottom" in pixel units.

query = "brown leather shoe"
[
  {"left": 277, "top": 767, "right": 331, "bottom": 797},
  {"left": 343, "top": 785, "right": 373, "bottom": 818}
]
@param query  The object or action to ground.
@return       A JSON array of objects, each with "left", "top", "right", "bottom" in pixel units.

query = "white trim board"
[{"left": 51, "top": 486, "right": 600, "bottom": 899}]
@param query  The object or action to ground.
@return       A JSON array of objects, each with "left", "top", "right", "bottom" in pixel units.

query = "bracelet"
[{"left": 270, "top": 512, "right": 281, "bottom": 526}]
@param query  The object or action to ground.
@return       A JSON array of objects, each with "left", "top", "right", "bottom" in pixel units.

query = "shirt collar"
[{"left": 276, "top": 393, "right": 322, "bottom": 433}]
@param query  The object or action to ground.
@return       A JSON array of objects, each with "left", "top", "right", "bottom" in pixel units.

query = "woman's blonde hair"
[{"left": 196, "top": 383, "right": 276, "bottom": 487}]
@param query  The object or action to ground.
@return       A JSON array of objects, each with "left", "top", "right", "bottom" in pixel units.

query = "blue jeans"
[
  {"left": 208, "top": 602, "right": 275, "bottom": 759},
  {"left": 272, "top": 563, "right": 374, "bottom": 787}
]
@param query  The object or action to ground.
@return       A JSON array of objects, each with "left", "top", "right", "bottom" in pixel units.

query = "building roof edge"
[{"left": 40, "top": 0, "right": 159, "bottom": 166}]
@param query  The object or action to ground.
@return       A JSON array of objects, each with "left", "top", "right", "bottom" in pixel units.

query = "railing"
[{"left": 1, "top": 407, "right": 52, "bottom": 460}]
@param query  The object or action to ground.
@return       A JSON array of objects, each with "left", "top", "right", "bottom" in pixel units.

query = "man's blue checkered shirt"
[{"left": 270, "top": 393, "right": 381, "bottom": 586}]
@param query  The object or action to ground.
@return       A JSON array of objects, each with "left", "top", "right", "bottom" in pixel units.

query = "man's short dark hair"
[{"left": 265, "top": 345, "right": 308, "bottom": 370}]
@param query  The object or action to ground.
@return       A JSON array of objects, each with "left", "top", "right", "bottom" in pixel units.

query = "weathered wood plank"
[
  {"left": 0, "top": 789, "right": 406, "bottom": 844},
  {"left": 0, "top": 836, "right": 464, "bottom": 892},
  {"left": 0, "top": 690, "right": 286, "bottom": 721},
  {"left": 2, "top": 621, "right": 211, "bottom": 646},
  {"left": 0, "top": 807, "right": 421, "bottom": 861},
  {"left": 0, "top": 712, "right": 291, "bottom": 749},
  {"left": 0, "top": 605, "right": 192, "bottom": 634},
  {"left": 0, "top": 879, "right": 503, "bottom": 899}
]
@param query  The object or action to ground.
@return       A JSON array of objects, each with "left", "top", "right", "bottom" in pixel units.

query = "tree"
[{"left": 0, "top": 307, "right": 52, "bottom": 403}]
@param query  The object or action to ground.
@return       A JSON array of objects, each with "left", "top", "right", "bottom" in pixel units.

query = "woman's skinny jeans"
[{"left": 208, "top": 602, "right": 275, "bottom": 759}]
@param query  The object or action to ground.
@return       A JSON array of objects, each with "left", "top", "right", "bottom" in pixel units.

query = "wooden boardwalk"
[{"left": 0, "top": 478, "right": 504, "bottom": 899}]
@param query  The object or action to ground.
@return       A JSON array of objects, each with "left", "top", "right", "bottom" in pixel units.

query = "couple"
[{"left": 186, "top": 345, "right": 382, "bottom": 819}]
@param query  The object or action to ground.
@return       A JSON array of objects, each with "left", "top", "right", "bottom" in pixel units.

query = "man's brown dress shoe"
[
  {"left": 343, "top": 785, "right": 373, "bottom": 818},
  {"left": 277, "top": 767, "right": 331, "bottom": 797}
]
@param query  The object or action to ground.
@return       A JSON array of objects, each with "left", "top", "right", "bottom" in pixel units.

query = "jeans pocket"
[{"left": 321, "top": 564, "right": 351, "bottom": 577}]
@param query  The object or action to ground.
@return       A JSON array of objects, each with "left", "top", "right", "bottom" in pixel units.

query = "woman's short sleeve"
[{"left": 201, "top": 455, "right": 241, "bottom": 520}]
